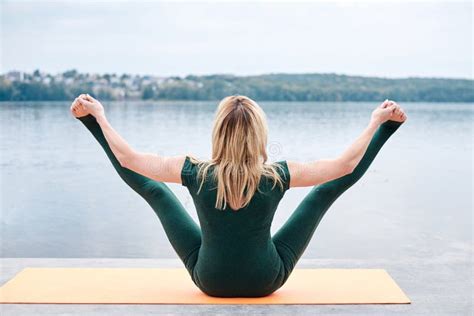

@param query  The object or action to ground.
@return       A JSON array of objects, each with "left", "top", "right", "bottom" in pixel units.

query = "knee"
[
  {"left": 311, "top": 183, "right": 339, "bottom": 200},
  {"left": 142, "top": 182, "right": 168, "bottom": 199}
]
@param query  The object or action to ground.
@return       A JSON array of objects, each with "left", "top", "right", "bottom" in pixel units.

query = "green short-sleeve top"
[{"left": 181, "top": 156, "right": 290, "bottom": 208}]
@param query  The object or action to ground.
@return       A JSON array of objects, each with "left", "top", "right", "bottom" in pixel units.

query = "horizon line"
[{"left": 2, "top": 69, "right": 472, "bottom": 81}]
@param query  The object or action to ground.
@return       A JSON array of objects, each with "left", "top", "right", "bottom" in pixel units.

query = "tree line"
[{"left": 1, "top": 71, "right": 472, "bottom": 102}]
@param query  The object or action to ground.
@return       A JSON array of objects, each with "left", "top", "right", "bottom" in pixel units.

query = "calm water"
[{"left": 0, "top": 101, "right": 472, "bottom": 260}]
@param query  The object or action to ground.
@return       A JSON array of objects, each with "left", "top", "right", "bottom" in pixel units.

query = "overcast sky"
[{"left": 1, "top": 0, "right": 472, "bottom": 78}]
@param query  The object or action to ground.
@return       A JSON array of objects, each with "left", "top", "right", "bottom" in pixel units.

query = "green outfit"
[{"left": 77, "top": 114, "right": 402, "bottom": 297}]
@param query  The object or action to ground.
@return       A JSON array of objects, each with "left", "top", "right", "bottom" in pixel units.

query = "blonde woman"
[{"left": 71, "top": 94, "right": 406, "bottom": 297}]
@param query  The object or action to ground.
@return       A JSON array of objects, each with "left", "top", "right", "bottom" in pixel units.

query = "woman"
[{"left": 71, "top": 94, "right": 406, "bottom": 297}]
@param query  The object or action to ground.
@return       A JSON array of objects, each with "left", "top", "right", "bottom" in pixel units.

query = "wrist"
[
  {"left": 95, "top": 114, "right": 107, "bottom": 125},
  {"left": 368, "top": 119, "right": 380, "bottom": 130}
]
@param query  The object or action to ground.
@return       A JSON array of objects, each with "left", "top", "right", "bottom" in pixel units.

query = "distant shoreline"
[{"left": 1, "top": 70, "right": 473, "bottom": 102}]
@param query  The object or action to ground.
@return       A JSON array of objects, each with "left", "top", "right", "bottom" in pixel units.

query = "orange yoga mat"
[{"left": 0, "top": 268, "right": 410, "bottom": 305}]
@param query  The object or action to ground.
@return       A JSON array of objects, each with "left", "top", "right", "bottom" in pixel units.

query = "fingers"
[
  {"left": 71, "top": 99, "right": 80, "bottom": 110},
  {"left": 381, "top": 99, "right": 390, "bottom": 108},
  {"left": 381, "top": 99, "right": 398, "bottom": 109},
  {"left": 77, "top": 96, "right": 94, "bottom": 107},
  {"left": 71, "top": 94, "right": 88, "bottom": 107},
  {"left": 70, "top": 100, "right": 83, "bottom": 117},
  {"left": 73, "top": 97, "right": 86, "bottom": 111},
  {"left": 399, "top": 108, "right": 407, "bottom": 121},
  {"left": 388, "top": 101, "right": 400, "bottom": 112},
  {"left": 380, "top": 99, "right": 407, "bottom": 122},
  {"left": 390, "top": 104, "right": 407, "bottom": 122},
  {"left": 71, "top": 97, "right": 79, "bottom": 107},
  {"left": 77, "top": 94, "right": 88, "bottom": 103},
  {"left": 72, "top": 103, "right": 82, "bottom": 113},
  {"left": 73, "top": 93, "right": 92, "bottom": 102},
  {"left": 384, "top": 103, "right": 397, "bottom": 113},
  {"left": 71, "top": 93, "right": 94, "bottom": 117},
  {"left": 77, "top": 93, "right": 94, "bottom": 102}
]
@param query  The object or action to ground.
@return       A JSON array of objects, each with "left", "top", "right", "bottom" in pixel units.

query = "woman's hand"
[
  {"left": 76, "top": 94, "right": 105, "bottom": 120},
  {"left": 70, "top": 94, "right": 90, "bottom": 118},
  {"left": 370, "top": 100, "right": 407, "bottom": 125}
]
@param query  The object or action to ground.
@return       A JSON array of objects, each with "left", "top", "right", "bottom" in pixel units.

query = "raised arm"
[
  {"left": 287, "top": 100, "right": 406, "bottom": 188},
  {"left": 72, "top": 94, "right": 185, "bottom": 183}
]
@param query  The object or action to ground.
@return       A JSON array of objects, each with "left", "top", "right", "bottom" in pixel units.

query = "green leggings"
[
  {"left": 77, "top": 115, "right": 401, "bottom": 294},
  {"left": 272, "top": 120, "right": 401, "bottom": 281}
]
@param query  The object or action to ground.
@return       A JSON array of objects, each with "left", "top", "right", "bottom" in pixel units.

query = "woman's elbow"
[
  {"left": 117, "top": 155, "right": 132, "bottom": 168},
  {"left": 333, "top": 158, "right": 355, "bottom": 176},
  {"left": 117, "top": 149, "right": 141, "bottom": 169},
  {"left": 342, "top": 162, "right": 356, "bottom": 176}
]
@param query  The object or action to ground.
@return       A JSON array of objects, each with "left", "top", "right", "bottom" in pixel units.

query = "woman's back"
[{"left": 181, "top": 156, "right": 291, "bottom": 296}]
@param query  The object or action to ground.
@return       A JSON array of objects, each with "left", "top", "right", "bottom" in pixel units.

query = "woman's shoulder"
[
  {"left": 181, "top": 155, "right": 196, "bottom": 187},
  {"left": 181, "top": 155, "right": 212, "bottom": 188},
  {"left": 181, "top": 155, "right": 197, "bottom": 173},
  {"left": 266, "top": 160, "right": 291, "bottom": 192}
]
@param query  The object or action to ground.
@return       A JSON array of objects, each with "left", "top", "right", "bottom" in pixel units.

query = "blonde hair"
[{"left": 193, "top": 95, "right": 285, "bottom": 211}]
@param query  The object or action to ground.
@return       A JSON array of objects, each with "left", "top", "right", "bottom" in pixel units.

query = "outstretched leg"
[
  {"left": 77, "top": 115, "right": 201, "bottom": 272},
  {"left": 272, "top": 120, "right": 403, "bottom": 281}
]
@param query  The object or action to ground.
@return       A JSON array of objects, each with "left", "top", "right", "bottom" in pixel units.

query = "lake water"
[{"left": 0, "top": 101, "right": 472, "bottom": 261}]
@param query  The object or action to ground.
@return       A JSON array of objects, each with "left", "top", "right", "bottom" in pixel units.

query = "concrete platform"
[{"left": 0, "top": 256, "right": 471, "bottom": 315}]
